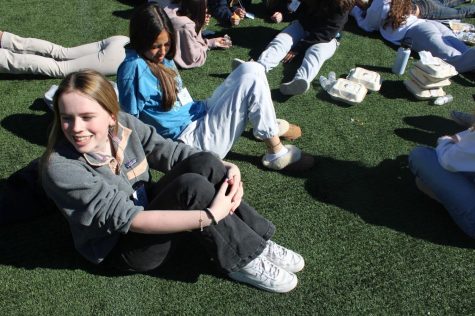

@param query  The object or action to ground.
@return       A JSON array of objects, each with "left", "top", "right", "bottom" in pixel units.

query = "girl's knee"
[
  {"left": 409, "top": 146, "right": 439, "bottom": 176},
  {"left": 235, "top": 61, "right": 265, "bottom": 77},
  {"left": 187, "top": 152, "right": 223, "bottom": 170},
  {"left": 175, "top": 173, "right": 215, "bottom": 206},
  {"left": 409, "top": 146, "right": 436, "bottom": 164}
]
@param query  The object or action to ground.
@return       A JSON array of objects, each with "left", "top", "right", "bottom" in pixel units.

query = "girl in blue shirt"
[{"left": 117, "top": 3, "right": 314, "bottom": 171}]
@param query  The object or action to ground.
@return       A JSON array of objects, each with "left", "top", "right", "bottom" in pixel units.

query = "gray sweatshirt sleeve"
[
  {"left": 42, "top": 157, "right": 142, "bottom": 235},
  {"left": 125, "top": 113, "right": 201, "bottom": 172}
]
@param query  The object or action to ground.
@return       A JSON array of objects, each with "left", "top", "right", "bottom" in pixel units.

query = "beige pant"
[{"left": 0, "top": 32, "right": 129, "bottom": 78}]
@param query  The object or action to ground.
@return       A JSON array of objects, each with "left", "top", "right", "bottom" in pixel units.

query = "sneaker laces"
[
  {"left": 245, "top": 255, "right": 282, "bottom": 280},
  {"left": 265, "top": 240, "right": 292, "bottom": 262}
]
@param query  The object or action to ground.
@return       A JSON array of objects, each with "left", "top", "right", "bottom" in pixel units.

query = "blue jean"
[
  {"left": 414, "top": 0, "right": 475, "bottom": 19},
  {"left": 257, "top": 20, "right": 338, "bottom": 84},
  {"left": 404, "top": 20, "right": 475, "bottom": 73},
  {"left": 409, "top": 146, "right": 475, "bottom": 238},
  {"left": 105, "top": 152, "right": 275, "bottom": 272}
]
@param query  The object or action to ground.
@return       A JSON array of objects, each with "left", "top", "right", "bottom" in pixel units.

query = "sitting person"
[
  {"left": 412, "top": 0, "right": 475, "bottom": 20},
  {"left": 164, "top": 0, "right": 231, "bottom": 69},
  {"left": 117, "top": 3, "right": 314, "bottom": 171},
  {"left": 40, "top": 69, "right": 305, "bottom": 293},
  {"left": 208, "top": 0, "right": 251, "bottom": 26},
  {"left": 355, "top": 0, "right": 475, "bottom": 20},
  {"left": 246, "top": 0, "right": 355, "bottom": 96},
  {"left": 409, "top": 114, "right": 475, "bottom": 238},
  {"left": 351, "top": 0, "right": 475, "bottom": 73},
  {"left": 0, "top": 31, "right": 129, "bottom": 78}
]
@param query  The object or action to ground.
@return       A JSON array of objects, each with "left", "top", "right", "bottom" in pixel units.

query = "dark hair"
[
  {"left": 179, "top": 0, "right": 208, "bottom": 34},
  {"left": 305, "top": 0, "right": 356, "bottom": 14},
  {"left": 130, "top": 3, "right": 177, "bottom": 58},
  {"left": 129, "top": 3, "right": 178, "bottom": 111}
]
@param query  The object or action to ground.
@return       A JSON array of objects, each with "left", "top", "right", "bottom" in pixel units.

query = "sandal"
[
  {"left": 278, "top": 119, "right": 301, "bottom": 141},
  {"left": 254, "top": 119, "right": 302, "bottom": 141},
  {"left": 262, "top": 145, "right": 314, "bottom": 171}
]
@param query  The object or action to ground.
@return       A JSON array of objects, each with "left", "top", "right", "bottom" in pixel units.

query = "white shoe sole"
[
  {"left": 228, "top": 270, "right": 298, "bottom": 293},
  {"left": 280, "top": 79, "right": 309, "bottom": 95}
]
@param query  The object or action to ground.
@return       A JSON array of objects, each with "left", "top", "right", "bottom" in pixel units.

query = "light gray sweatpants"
[
  {"left": 257, "top": 20, "right": 338, "bottom": 84},
  {"left": 0, "top": 32, "right": 129, "bottom": 77},
  {"left": 178, "top": 62, "right": 279, "bottom": 158}
]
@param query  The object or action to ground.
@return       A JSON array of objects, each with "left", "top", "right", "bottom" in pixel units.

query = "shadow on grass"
[
  {"left": 395, "top": 115, "right": 462, "bottom": 146},
  {"left": 0, "top": 74, "right": 51, "bottom": 81},
  {"left": 355, "top": 64, "right": 392, "bottom": 74},
  {"left": 452, "top": 72, "right": 475, "bottom": 87},
  {"left": 306, "top": 154, "right": 475, "bottom": 248},
  {"left": 344, "top": 19, "right": 383, "bottom": 40},
  {"left": 224, "top": 26, "right": 281, "bottom": 59},
  {"left": 1, "top": 104, "right": 53, "bottom": 147},
  {"left": 379, "top": 79, "right": 414, "bottom": 100},
  {"left": 0, "top": 207, "right": 223, "bottom": 283},
  {"left": 112, "top": 0, "right": 147, "bottom": 19}
]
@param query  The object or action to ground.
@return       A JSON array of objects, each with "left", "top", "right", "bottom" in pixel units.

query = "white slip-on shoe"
[
  {"left": 43, "top": 84, "right": 58, "bottom": 110},
  {"left": 262, "top": 145, "right": 314, "bottom": 171}
]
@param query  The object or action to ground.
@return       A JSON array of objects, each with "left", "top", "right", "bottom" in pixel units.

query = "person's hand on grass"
[
  {"left": 213, "top": 37, "right": 232, "bottom": 49},
  {"left": 271, "top": 11, "right": 283, "bottom": 23}
]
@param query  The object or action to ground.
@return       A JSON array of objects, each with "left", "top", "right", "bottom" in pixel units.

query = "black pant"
[{"left": 105, "top": 152, "right": 275, "bottom": 273}]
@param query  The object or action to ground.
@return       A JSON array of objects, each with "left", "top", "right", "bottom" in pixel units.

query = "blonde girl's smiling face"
[
  {"left": 144, "top": 30, "right": 171, "bottom": 63},
  {"left": 59, "top": 91, "right": 116, "bottom": 155}
]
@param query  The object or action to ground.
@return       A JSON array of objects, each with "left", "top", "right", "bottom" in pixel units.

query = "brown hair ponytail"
[{"left": 130, "top": 3, "right": 179, "bottom": 111}]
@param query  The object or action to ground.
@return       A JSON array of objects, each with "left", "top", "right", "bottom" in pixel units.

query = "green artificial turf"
[{"left": 1, "top": 1, "right": 474, "bottom": 314}]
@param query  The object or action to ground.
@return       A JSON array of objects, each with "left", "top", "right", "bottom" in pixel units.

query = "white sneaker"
[
  {"left": 43, "top": 84, "right": 58, "bottom": 111},
  {"left": 228, "top": 255, "right": 298, "bottom": 293},
  {"left": 279, "top": 78, "right": 309, "bottom": 95},
  {"left": 262, "top": 240, "right": 305, "bottom": 273},
  {"left": 262, "top": 144, "right": 314, "bottom": 171}
]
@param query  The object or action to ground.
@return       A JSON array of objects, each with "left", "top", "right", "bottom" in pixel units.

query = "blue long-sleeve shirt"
[{"left": 117, "top": 49, "right": 206, "bottom": 140}]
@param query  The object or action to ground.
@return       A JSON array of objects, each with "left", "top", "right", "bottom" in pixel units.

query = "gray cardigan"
[{"left": 42, "top": 112, "right": 199, "bottom": 264}]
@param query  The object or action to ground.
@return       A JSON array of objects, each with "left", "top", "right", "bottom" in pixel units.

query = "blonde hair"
[{"left": 41, "top": 69, "right": 119, "bottom": 168}]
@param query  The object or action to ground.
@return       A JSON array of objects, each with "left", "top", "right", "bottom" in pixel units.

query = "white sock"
[{"left": 265, "top": 146, "right": 289, "bottom": 162}]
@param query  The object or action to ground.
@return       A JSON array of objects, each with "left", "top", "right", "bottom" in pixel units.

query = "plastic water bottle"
[
  {"left": 434, "top": 94, "right": 453, "bottom": 106},
  {"left": 392, "top": 39, "right": 412, "bottom": 75},
  {"left": 319, "top": 76, "right": 332, "bottom": 91},
  {"left": 328, "top": 71, "right": 336, "bottom": 82}
]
